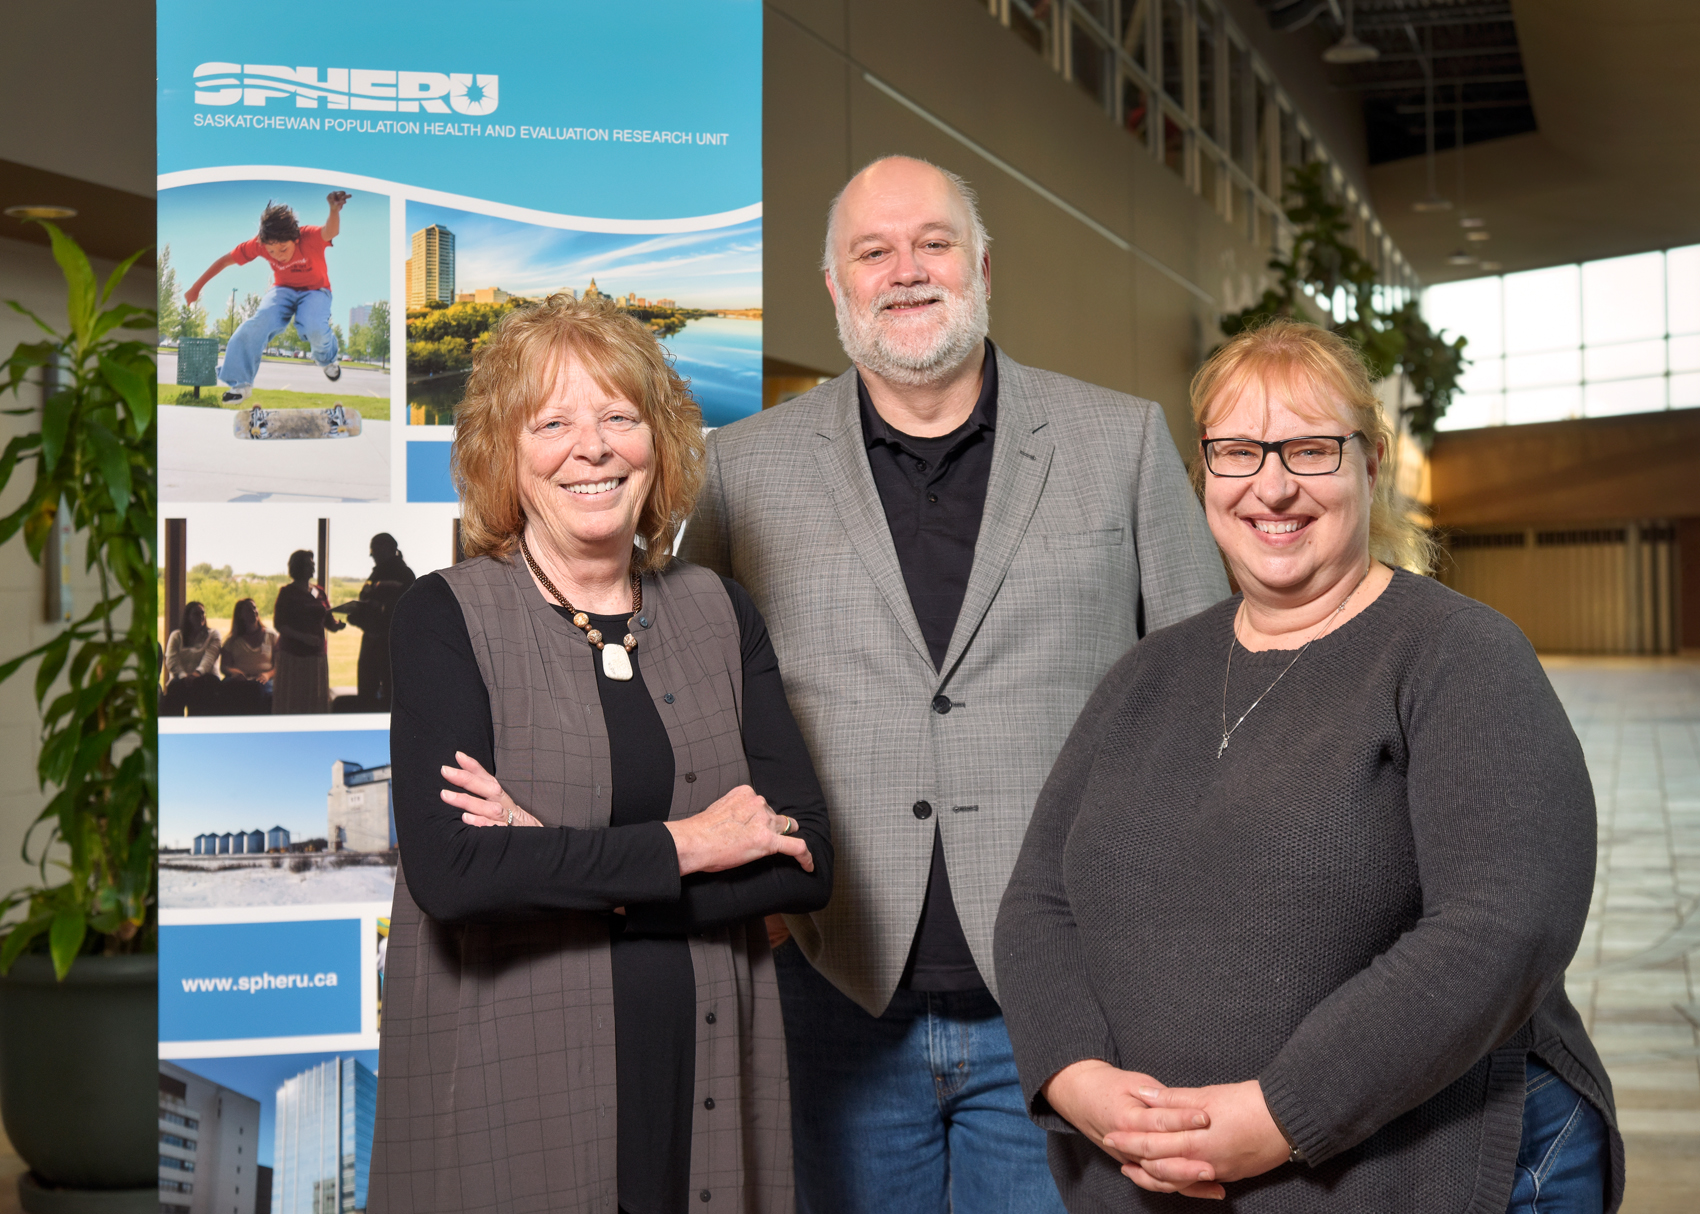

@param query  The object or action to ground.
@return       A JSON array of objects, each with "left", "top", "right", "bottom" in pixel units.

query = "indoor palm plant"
[{"left": 0, "top": 221, "right": 157, "bottom": 1203}]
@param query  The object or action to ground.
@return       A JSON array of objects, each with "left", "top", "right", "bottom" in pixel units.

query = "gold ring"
[{"left": 783, "top": 816, "right": 797, "bottom": 835}]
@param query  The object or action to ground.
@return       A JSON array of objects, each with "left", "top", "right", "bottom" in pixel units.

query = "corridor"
[{"left": 1551, "top": 657, "right": 1700, "bottom": 1212}]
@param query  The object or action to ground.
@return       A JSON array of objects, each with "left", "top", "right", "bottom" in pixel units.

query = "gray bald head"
[{"left": 820, "top": 156, "right": 990, "bottom": 284}]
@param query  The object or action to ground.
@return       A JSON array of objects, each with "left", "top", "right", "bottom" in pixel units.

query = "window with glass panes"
[
  {"left": 1069, "top": 1, "right": 1113, "bottom": 109},
  {"left": 969, "top": 0, "right": 1416, "bottom": 295},
  {"left": 1426, "top": 246, "right": 1700, "bottom": 431}
]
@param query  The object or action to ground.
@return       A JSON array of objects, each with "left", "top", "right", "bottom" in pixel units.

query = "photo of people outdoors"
[
  {"left": 158, "top": 506, "right": 451, "bottom": 715},
  {"left": 402, "top": 201, "right": 761, "bottom": 428},
  {"left": 156, "top": 179, "right": 391, "bottom": 502}
]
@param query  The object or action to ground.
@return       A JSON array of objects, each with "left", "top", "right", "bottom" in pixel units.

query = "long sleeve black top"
[{"left": 389, "top": 571, "right": 832, "bottom": 1214}]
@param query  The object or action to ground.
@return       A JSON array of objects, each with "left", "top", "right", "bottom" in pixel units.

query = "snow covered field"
[{"left": 161, "top": 860, "right": 396, "bottom": 909}]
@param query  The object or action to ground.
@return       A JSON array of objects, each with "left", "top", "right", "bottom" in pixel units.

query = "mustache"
[{"left": 866, "top": 285, "right": 952, "bottom": 313}]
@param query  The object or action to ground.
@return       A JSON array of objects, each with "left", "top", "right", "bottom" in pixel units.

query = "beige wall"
[
  {"left": 1429, "top": 410, "right": 1700, "bottom": 529},
  {"left": 0, "top": 2, "right": 153, "bottom": 197},
  {"left": 1443, "top": 530, "right": 1679, "bottom": 655},
  {"left": 763, "top": 0, "right": 1351, "bottom": 456},
  {"left": 1430, "top": 411, "right": 1700, "bottom": 652},
  {"left": 0, "top": 234, "right": 153, "bottom": 895}
]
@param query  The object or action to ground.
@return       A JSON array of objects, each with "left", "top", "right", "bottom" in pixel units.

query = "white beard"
[{"left": 834, "top": 271, "right": 990, "bottom": 388}]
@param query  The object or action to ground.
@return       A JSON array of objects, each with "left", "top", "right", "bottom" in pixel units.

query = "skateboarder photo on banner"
[{"left": 183, "top": 190, "right": 351, "bottom": 405}]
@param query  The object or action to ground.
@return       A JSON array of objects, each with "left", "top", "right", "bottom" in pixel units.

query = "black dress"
[
  {"left": 390, "top": 572, "right": 832, "bottom": 1214},
  {"left": 271, "top": 581, "right": 332, "bottom": 713}
]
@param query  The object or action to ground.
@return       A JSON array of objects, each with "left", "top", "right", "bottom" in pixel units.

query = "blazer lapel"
[
  {"left": 811, "top": 378, "right": 935, "bottom": 671},
  {"left": 939, "top": 352, "right": 1054, "bottom": 681}
]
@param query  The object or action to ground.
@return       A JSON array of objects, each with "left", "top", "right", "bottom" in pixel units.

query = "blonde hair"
[
  {"left": 452, "top": 293, "right": 706, "bottom": 574},
  {"left": 1189, "top": 318, "right": 1436, "bottom": 575}
]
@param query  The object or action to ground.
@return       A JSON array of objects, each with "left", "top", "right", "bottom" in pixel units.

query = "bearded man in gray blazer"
[{"left": 679, "top": 156, "right": 1227, "bottom": 1213}]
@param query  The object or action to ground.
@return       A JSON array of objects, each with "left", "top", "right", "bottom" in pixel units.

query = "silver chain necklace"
[{"left": 1218, "top": 564, "right": 1372, "bottom": 759}]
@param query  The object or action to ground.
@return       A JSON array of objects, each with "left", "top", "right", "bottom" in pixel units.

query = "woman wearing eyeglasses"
[{"left": 995, "top": 319, "right": 1620, "bottom": 1213}]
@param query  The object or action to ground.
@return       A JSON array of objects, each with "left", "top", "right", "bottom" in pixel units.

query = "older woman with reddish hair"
[
  {"left": 996, "top": 319, "right": 1620, "bottom": 1213},
  {"left": 369, "top": 294, "right": 832, "bottom": 1214}
]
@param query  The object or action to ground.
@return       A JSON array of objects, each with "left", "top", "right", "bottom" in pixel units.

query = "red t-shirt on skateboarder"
[{"left": 230, "top": 225, "right": 334, "bottom": 291}]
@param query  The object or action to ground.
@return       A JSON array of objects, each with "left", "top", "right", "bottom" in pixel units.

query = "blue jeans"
[
  {"left": 1508, "top": 1061, "right": 1608, "bottom": 1213},
  {"left": 774, "top": 941, "right": 1066, "bottom": 1214},
  {"left": 219, "top": 286, "right": 337, "bottom": 386}
]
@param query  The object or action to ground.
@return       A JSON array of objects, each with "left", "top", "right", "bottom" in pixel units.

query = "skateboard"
[{"left": 233, "top": 403, "right": 363, "bottom": 440}]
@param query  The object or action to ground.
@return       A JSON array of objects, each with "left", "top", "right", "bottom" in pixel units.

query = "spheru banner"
[{"left": 154, "top": 5, "right": 761, "bottom": 1211}]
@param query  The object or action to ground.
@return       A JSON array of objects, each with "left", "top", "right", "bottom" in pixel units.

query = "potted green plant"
[{"left": 0, "top": 222, "right": 158, "bottom": 1209}]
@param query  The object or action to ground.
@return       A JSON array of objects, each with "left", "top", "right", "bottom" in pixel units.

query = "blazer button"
[
  {"left": 700, "top": 1190, "right": 712, "bottom": 1203},
  {"left": 685, "top": 772, "right": 697, "bottom": 783},
  {"left": 638, "top": 615, "right": 651, "bottom": 628},
  {"left": 912, "top": 800, "right": 933, "bottom": 820},
  {"left": 703, "top": 1096, "right": 716, "bottom": 1110},
  {"left": 663, "top": 693, "right": 675, "bottom": 703},
  {"left": 931, "top": 694, "right": 951, "bottom": 714},
  {"left": 704, "top": 1011, "right": 716, "bottom": 1024}
]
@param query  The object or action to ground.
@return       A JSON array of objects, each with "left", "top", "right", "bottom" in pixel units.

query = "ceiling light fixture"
[
  {"left": 4, "top": 205, "right": 77, "bottom": 221},
  {"left": 1411, "top": 29, "right": 1449, "bottom": 212},
  {"left": 1478, "top": 261, "right": 1503, "bottom": 272},
  {"left": 1465, "top": 230, "right": 1491, "bottom": 242},
  {"left": 1460, "top": 216, "right": 1487, "bottom": 229},
  {"left": 1446, "top": 249, "right": 1477, "bottom": 266},
  {"left": 1323, "top": 0, "right": 1379, "bottom": 64}
]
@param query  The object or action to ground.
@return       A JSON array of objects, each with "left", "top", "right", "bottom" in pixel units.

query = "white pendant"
[{"left": 600, "top": 644, "right": 633, "bottom": 681}]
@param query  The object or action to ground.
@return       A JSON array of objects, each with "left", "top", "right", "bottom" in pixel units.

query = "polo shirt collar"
[{"left": 858, "top": 339, "right": 998, "bottom": 450}]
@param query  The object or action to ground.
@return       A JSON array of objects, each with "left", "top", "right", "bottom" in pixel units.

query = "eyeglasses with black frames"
[{"left": 1200, "top": 432, "right": 1362, "bottom": 478}]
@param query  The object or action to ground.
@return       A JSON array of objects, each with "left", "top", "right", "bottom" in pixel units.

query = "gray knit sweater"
[{"left": 995, "top": 571, "right": 1622, "bottom": 1213}]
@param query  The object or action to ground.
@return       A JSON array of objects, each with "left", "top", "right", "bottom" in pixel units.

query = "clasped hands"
[
  {"left": 1041, "top": 1060, "right": 1292, "bottom": 1201},
  {"left": 440, "top": 751, "right": 814, "bottom": 876}
]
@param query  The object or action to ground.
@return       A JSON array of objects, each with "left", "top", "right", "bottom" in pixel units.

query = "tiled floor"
[{"left": 1548, "top": 655, "right": 1700, "bottom": 1213}]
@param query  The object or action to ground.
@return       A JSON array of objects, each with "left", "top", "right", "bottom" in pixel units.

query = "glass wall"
[
  {"left": 1426, "top": 245, "right": 1700, "bottom": 431},
  {"left": 973, "top": 0, "right": 1416, "bottom": 295}
]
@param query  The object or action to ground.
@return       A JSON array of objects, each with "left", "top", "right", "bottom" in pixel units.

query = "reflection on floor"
[{"left": 1549, "top": 656, "right": 1700, "bottom": 1214}]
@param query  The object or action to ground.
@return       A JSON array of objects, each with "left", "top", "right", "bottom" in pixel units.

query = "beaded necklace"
[{"left": 520, "top": 534, "right": 641, "bottom": 681}]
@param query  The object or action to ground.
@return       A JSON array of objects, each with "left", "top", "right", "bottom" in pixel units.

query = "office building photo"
[
  {"left": 404, "top": 224, "right": 456, "bottom": 310},
  {"left": 273, "top": 1057, "right": 378, "bottom": 1214},
  {"left": 158, "top": 1062, "right": 265, "bottom": 1214}
]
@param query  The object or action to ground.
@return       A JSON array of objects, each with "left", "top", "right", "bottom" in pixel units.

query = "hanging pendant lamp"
[
  {"left": 1323, "top": 0, "right": 1380, "bottom": 64},
  {"left": 1411, "top": 27, "right": 1451, "bottom": 211}
]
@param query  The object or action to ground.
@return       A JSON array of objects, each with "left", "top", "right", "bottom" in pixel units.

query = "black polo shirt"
[{"left": 857, "top": 340, "right": 997, "bottom": 993}]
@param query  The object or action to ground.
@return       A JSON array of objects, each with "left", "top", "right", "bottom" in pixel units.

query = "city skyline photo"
[
  {"left": 403, "top": 202, "right": 763, "bottom": 426},
  {"left": 403, "top": 202, "right": 761, "bottom": 309}
]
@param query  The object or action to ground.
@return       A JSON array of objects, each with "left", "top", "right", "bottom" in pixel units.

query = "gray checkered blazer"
[{"left": 679, "top": 347, "right": 1228, "bottom": 1015}]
